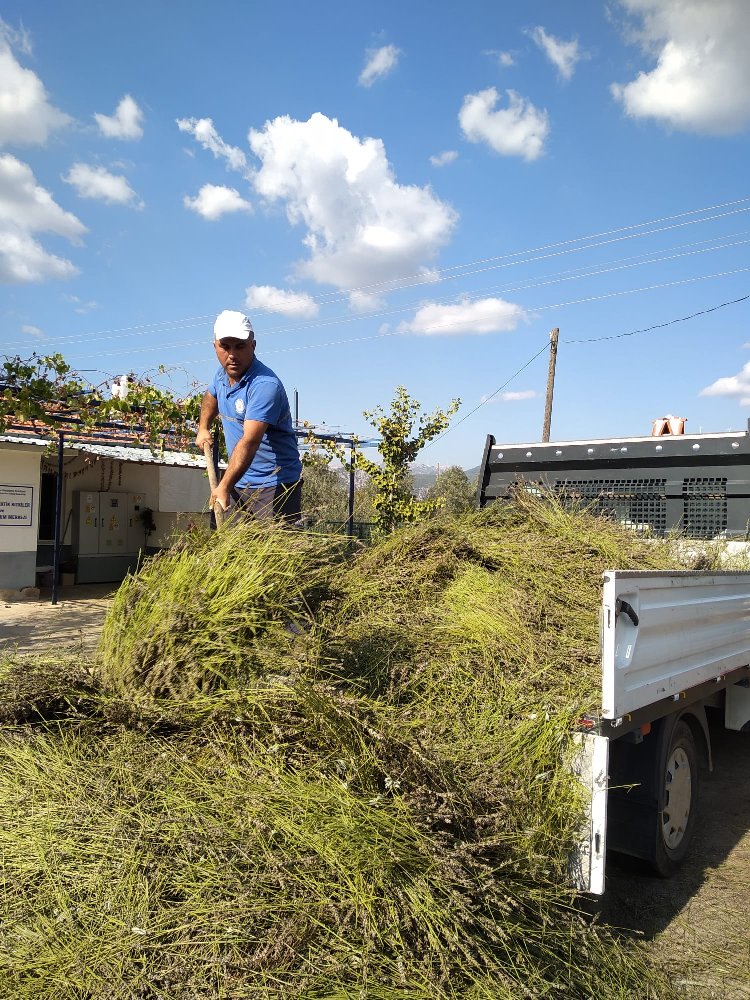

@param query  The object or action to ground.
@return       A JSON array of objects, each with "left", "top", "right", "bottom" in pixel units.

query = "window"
[{"left": 38, "top": 473, "right": 57, "bottom": 540}]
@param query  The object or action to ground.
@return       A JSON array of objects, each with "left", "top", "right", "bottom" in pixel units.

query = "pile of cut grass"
[
  {"left": 0, "top": 495, "right": 689, "bottom": 999},
  {"left": 98, "top": 519, "right": 342, "bottom": 700}
]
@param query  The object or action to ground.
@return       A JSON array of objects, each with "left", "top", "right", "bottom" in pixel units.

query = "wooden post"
[
  {"left": 542, "top": 327, "right": 559, "bottom": 443},
  {"left": 203, "top": 441, "right": 224, "bottom": 529}
]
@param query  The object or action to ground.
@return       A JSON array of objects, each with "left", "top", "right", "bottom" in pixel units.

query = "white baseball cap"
[{"left": 214, "top": 310, "right": 254, "bottom": 341}]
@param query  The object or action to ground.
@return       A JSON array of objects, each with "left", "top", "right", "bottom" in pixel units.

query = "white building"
[{"left": 0, "top": 433, "right": 213, "bottom": 591}]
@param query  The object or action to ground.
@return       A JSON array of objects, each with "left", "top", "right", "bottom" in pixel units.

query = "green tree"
[
  {"left": 426, "top": 465, "right": 476, "bottom": 516},
  {"left": 355, "top": 386, "right": 460, "bottom": 534},
  {"left": 300, "top": 455, "right": 349, "bottom": 524}
]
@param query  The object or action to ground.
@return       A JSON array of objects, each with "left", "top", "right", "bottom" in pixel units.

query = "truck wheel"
[{"left": 653, "top": 720, "right": 698, "bottom": 877}]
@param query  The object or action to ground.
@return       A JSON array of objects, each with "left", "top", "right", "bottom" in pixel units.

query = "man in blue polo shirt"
[{"left": 195, "top": 310, "right": 302, "bottom": 522}]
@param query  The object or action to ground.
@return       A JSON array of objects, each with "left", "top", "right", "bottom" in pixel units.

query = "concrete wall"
[{"left": 0, "top": 445, "right": 42, "bottom": 588}]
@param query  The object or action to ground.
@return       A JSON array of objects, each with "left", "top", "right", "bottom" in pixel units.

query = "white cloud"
[
  {"left": 349, "top": 289, "right": 384, "bottom": 312},
  {"left": 612, "top": 0, "right": 750, "bottom": 134},
  {"left": 0, "top": 230, "right": 78, "bottom": 284},
  {"left": 700, "top": 362, "right": 750, "bottom": 405},
  {"left": 21, "top": 323, "right": 44, "bottom": 339},
  {"left": 459, "top": 88, "right": 549, "bottom": 161},
  {"left": 176, "top": 117, "right": 248, "bottom": 172},
  {"left": 484, "top": 49, "right": 516, "bottom": 68},
  {"left": 247, "top": 112, "right": 457, "bottom": 302},
  {"left": 501, "top": 389, "right": 539, "bottom": 402},
  {"left": 0, "top": 155, "right": 85, "bottom": 241},
  {"left": 0, "top": 18, "right": 32, "bottom": 56},
  {"left": 63, "top": 163, "right": 143, "bottom": 207},
  {"left": 528, "top": 26, "right": 582, "bottom": 81},
  {"left": 245, "top": 284, "right": 318, "bottom": 318},
  {"left": 480, "top": 389, "right": 539, "bottom": 403},
  {"left": 0, "top": 35, "right": 70, "bottom": 146},
  {"left": 396, "top": 296, "right": 529, "bottom": 336},
  {"left": 429, "top": 150, "right": 458, "bottom": 167},
  {"left": 358, "top": 44, "right": 401, "bottom": 87},
  {"left": 65, "top": 294, "right": 98, "bottom": 314},
  {"left": 183, "top": 183, "right": 252, "bottom": 220},
  {"left": 94, "top": 94, "right": 144, "bottom": 140}
]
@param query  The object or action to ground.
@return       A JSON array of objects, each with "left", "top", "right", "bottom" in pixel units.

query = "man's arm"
[
  {"left": 212, "top": 419, "right": 268, "bottom": 511},
  {"left": 195, "top": 390, "right": 218, "bottom": 449}
]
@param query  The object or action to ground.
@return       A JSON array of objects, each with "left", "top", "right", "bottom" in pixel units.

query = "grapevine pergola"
[{"left": 1, "top": 355, "right": 376, "bottom": 604}]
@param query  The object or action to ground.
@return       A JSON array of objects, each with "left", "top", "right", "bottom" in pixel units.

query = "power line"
[
  {"left": 5, "top": 195, "right": 750, "bottom": 349},
  {"left": 423, "top": 341, "right": 552, "bottom": 451},
  {"left": 8, "top": 291, "right": 749, "bottom": 451},
  {"left": 10, "top": 225, "right": 746, "bottom": 357},
  {"left": 336, "top": 195, "right": 750, "bottom": 296},
  {"left": 564, "top": 293, "right": 750, "bottom": 344},
  {"left": 41, "top": 264, "right": 750, "bottom": 364},
  {"left": 530, "top": 265, "right": 750, "bottom": 315},
  {"left": 427, "top": 289, "right": 750, "bottom": 446}
]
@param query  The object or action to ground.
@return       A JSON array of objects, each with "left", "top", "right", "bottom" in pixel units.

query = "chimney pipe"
[{"left": 651, "top": 415, "right": 686, "bottom": 436}]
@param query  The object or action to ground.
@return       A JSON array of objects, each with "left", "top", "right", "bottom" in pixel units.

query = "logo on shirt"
[{"left": 234, "top": 398, "right": 245, "bottom": 415}]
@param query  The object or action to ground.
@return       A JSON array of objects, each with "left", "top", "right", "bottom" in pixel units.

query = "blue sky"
[{"left": 1, "top": 0, "right": 750, "bottom": 469}]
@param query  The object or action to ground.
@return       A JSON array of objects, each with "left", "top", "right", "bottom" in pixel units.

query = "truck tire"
[{"left": 652, "top": 720, "right": 698, "bottom": 877}]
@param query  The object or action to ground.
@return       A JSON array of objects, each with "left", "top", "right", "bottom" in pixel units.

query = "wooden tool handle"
[{"left": 202, "top": 441, "right": 225, "bottom": 529}]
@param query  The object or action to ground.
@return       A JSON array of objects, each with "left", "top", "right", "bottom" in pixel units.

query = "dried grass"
[{"left": 0, "top": 494, "right": 689, "bottom": 998}]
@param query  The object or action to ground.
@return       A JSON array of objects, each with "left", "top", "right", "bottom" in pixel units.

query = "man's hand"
[
  {"left": 211, "top": 483, "right": 232, "bottom": 513},
  {"left": 195, "top": 428, "right": 213, "bottom": 450}
]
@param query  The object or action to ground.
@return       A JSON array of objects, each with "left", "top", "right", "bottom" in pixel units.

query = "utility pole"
[{"left": 542, "top": 327, "right": 559, "bottom": 443}]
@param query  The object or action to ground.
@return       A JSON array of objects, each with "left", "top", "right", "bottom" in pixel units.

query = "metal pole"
[
  {"left": 347, "top": 444, "right": 355, "bottom": 538},
  {"left": 542, "top": 327, "right": 559, "bottom": 443},
  {"left": 294, "top": 389, "right": 299, "bottom": 428},
  {"left": 51, "top": 431, "right": 64, "bottom": 605}
]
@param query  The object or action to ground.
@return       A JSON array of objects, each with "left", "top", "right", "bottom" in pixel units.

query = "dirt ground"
[
  {"left": 604, "top": 722, "right": 750, "bottom": 999},
  {"left": 1, "top": 587, "right": 749, "bottom": 998},
  {"left": 0, "top": 583, "right": 116, "bottom": 654}
]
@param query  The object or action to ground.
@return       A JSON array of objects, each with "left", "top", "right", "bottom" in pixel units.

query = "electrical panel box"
[
  {"left": 72, "top": 491, "right": 101, "bottom": 555},
  {"left": 98, "top": 492, "right": 128, "bottom": 553},
  {"left": 127, "top": 492, "right": 150, "bottom": 551},
  {"left": 73, "top": 491, "right": 149, "bottom": 556}
]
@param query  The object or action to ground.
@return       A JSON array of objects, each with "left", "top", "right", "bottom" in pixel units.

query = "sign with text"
[{"left": 0, "top": 485, "right": 34, "bottom": 527}]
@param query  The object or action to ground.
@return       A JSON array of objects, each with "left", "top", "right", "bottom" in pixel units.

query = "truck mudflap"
[{"left": 570, "top": 732, "right": 608, "bottom": 895}]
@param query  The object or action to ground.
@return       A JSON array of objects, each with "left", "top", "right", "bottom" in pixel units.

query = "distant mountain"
[
  {"left": 409, "top": 463, "right": 480, "bottom": 492},
  {"left": 409, "top": 464, "right": 439, "bottom": 492}
]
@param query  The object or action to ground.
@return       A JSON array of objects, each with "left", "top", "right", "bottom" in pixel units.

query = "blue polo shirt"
[{"left": 209, "top": 357, "right": 302, "bottom": 488}]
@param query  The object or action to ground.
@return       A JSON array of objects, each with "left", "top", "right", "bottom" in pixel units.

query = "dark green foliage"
[
  {"left": 300, "top": 456, "right": 350, "bottom": 524},
  {"left": 426, "top": 465, "right": 476, "bottom": 516}
]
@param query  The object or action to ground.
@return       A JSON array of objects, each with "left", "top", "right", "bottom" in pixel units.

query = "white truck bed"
[
  {"left": 601, "top": 570, "right": 750, "bottom": 720},
  {"left": 574, "top": 570, "right": 750, "bottom": 895}
]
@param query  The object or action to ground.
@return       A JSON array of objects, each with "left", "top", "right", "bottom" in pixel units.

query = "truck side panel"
[{"left": 601, "top": 571, "right": 750, "bottom": 719}]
